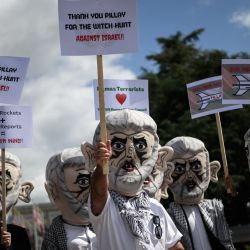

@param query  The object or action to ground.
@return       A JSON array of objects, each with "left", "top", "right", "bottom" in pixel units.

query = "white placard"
[
  {"left": 58, "top": 0, "right": 138, "bottom": 55},
  {"left": 0, "top": 106, "right": 32, "bottom": 148},
  {"left": 93, "top": 79, "right": 148, "bottom": 120},
  {"left": 222, "top": 59, "right": 250, "bottom": 104},
  {"left": 187, "top": 76, "right": 242, "bottom": 119},
  {"left": 0, "top": 56, "right": 29, "bottom": 105}
]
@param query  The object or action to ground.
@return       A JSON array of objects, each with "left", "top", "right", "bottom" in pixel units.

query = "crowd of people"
[{"left": 1, "top": 109, "right": 246, "bottom": 249}]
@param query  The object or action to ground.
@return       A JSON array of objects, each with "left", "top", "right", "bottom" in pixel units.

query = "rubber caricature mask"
[
  {"left": 0, "top": 151, "right": 33, "bottom": 216},
  {"left": 45, "top": 147, "right": 93, "bottom": 223},
  {"left": 164, "top": 136, "right": 220, "bottom": 205},
  {"left": 82, "top": 109, "right": 163, "bottom": 197}
]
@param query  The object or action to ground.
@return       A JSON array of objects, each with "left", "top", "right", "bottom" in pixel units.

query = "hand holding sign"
[{"left": 58, "top": 0, "right": 138, "bottom": 175}]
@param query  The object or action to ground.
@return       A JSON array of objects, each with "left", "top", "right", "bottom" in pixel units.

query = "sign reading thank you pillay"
[
  {"left": 93, "top": 79, "right": 148, "bottom": 120},
  {"left": 58, "top": 0, "right": 138, "bottom": 55},
  {"left": 0, "top": 56, "right": 29, "bottom": 105}
]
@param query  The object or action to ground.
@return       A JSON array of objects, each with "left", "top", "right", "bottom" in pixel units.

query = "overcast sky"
[{"left": 1, "top": 0, "right": 250, "bottom": 205}]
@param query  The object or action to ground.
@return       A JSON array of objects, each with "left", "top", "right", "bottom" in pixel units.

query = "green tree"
[{"left": 139, "top": 29, "right": 250, "bottom": 228}]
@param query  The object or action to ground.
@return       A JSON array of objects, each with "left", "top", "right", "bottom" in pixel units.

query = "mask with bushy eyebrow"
[
  {"left": 83, "top": 109, "right": 162, "bottom": 196},
  {"left": 107, "top": 129, "right": 158, "bottom": 196},
  {"left": 164, "top": 136, "right": 221, "bottom": 205}
]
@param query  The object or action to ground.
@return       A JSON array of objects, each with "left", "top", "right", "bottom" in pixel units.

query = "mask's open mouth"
[
  {"left": 144, "top": 177, "right": 151, "bottom": 185},
  {"left": 122, "top": 161, "right": 136, "bottom": 172},
  {"left": 186, "top": 180, "right": 196, "bottom": 190}
]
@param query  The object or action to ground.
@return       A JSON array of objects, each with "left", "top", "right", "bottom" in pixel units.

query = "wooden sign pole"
[
  {"left": 215, "top": 113, "right": 235, "bottom": 195},
  {"left": 96, "top": 55, "right": 109, "bottom": 175},
  {"left": 1, "top": 148, "right": 7, "bottom": 237},
  {"left": 215, "top": 113, "right": 229, "bottom": 176}
]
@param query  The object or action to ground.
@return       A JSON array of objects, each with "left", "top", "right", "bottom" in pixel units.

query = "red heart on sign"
[{"left": 116, "top": 93, "right": 127, "bottom": 105}]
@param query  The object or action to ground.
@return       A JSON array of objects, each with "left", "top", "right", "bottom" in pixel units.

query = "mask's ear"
[
  {"left": 155, "top": 146, "right": 174, "bottom": 172},
  {"left": 159, "top": 161, "right": 175, "bottom": 200},
  {"left": 210, "top": 160, "right": 221, "bottom": 183},
  {"left": 18, "top": 182, "right": 34, "bottom": 203},
  {"left": 81, "top": 142, "right": 96, "bottom": 171},
  {"left": 162, "top": 162, "right": 175, "bottom": 185},
  {"left": 155, "top": 146, "right": 175, "bottom": 196},
  {"left": 160, "top": 185, "right": 169, "bottom": 200}
]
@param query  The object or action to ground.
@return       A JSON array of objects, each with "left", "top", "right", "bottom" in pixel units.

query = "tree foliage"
[{"left": 139, "top": 29, "right": 250, "bottom": 226}]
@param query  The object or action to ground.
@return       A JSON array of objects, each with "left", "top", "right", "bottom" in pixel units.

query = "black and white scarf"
[
  {"left": 167, "top": 199, "right": 235, "bottom": 250},
  {"left": 110, "top": 190, "right": 151, "bottom": 244}
]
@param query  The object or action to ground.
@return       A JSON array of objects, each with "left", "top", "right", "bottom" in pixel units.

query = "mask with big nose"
[
  {"left": 169, "top": 152, "right": 210, "bottom": 205},
  {"left": 108, "top": 131, "right": 157, "bottom": 197},
  {"left": 122, "top": 138, "right": 137, "bottom": 172}
]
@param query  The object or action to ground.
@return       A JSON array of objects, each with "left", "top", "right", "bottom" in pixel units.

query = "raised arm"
[{"left": 90, "top": 140, "right": 111, "bottom": 215}]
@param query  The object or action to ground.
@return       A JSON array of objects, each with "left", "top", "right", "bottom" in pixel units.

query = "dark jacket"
[
  {"left": 0, "top": 224, "right": 31, "bottom": 250},
  {"left": 41, "top": 215, "right": 67, "bottom": 250},
  {"left": 168, "top": 199, "right": 236, "bottom": 250}
]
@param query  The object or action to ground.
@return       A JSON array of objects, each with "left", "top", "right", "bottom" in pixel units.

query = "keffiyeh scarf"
[{"left": 110, "top": 190, "right": 151, "bottom": 244}]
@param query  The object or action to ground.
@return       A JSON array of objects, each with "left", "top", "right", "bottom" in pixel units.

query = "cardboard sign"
[
  {"left": 0, "top": 56, "right": 29, "bottom": 105},
  {"left": 58, "top": 0, "right": 138, "bottom": 55},
  {"left": 93, "top": 79, "right": 148, "bottom": 120},
  {"left": 187, "top": 76, "right": 242, "bottom": 119},
  {"left": 222, "top": 59, "right": 250, "bottom": 104},
  {"left": 0, "top": 106, "right": 32, "bottom": 148}
]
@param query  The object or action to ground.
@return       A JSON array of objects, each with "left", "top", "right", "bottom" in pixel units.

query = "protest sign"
[
  {"left": 58, "top": 0, "right": 137, "bottom": 55},
  {"left": 93, "top": 79, "right": 148, "bottom": 120},
  {"left": 187, "top": 75, "right": 242, "bottom": 119},
  {"left": 187, "top": 76, "right": 241, "bottom": 194},
  {"left": 0, "top": 56, "right": 29, "bottom": 105},
  {"left": 0, "top": 105, "right": 32, "bottom": 148},
  {"left": 222, "top": 59, "right": 250, "bottom": 104}
]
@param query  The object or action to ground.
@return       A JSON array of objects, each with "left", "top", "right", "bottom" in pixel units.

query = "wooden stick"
[
  {"left": 96, "top": 55, "right": 109, "bottom": 175},
  {"left": 1, "top": 148, "right": 7, "bottom": 233},
  {"left": 215, "top": 113, "right": 229, "bottom": 176},
  {"left": 215, "top": 113, "right": 232, "bottom": 194}
]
